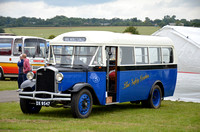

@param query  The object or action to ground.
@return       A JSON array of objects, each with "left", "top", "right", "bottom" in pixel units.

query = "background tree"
[
  {"left": 123, "top": 26, "right": 139, "bottom": 34},
  {"left": 0, "top": 27, "right": 5, "bottom": 33},
  {"left": 144, "top": 17, "right": 153, "bottom": 26},
  {"left": 48, "top": 35, "right": 56, "bottom": 39},
  {"left": 0, "top": 15, "right": 199, "bottom": 27}
]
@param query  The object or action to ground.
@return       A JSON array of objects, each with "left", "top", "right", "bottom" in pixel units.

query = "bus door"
[{"left": 106, "top": 46, "right": 118, "bottom": 103}]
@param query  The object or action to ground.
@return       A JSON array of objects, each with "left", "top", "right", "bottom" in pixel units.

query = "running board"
[{"left": 105, "top": 102, "right": 119, "bottom": 105}]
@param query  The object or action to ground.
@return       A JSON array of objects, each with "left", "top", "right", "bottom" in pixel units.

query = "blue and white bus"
[{"left": 19, "top": 31, "right": 177, "bottom": 118}]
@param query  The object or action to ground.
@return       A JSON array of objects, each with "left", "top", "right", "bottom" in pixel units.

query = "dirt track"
[{"left": 0, "top": 90, "right": 19, "bottom": 102}]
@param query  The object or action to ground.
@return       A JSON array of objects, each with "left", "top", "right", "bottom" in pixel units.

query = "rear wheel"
[
  {"left": 71, "top": 89, "right": 93, "bottom": 118},
  {"left": 147, "top": 85, "right": 162, "bottom": 109},
  {"left": 20, "top": 98, "right": 42, "bottom": 114}
]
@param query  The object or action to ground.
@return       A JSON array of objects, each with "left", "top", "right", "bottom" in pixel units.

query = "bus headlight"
[
  {"left": 56, "top": 72, "right": 63, "bottom": 82},
  {"left": 27, "top": 72, "right": 34, "bottom": 80}
]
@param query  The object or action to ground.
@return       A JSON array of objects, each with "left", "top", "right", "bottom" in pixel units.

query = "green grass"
[
  {"left": 4, "top": 26, "right": 160, "bottom": 38},
  {"left": 0, "top": 101, "right": 199, "bottom": 131},
  {"left": 0, "top": 81, "right": 17, "bottom": 91}
]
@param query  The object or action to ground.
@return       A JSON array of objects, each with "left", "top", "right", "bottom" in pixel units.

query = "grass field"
[
  {"left": 0, "top": 101, "right": 199, "bottom": 131},
  {"left": 4, "top": 26, "right": 160, "bottom": 38},
  {"left": 0, "top": 81, "right": 18, "bottom": 91}
]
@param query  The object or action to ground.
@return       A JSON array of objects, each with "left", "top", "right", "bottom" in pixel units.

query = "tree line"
[{"left": 0, "top": 15, "right": 200, "bottom": 28}]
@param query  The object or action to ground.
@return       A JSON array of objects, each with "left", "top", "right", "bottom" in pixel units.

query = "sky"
[{"left": 0, "top": 0, "right": 200, "bottom": 20}]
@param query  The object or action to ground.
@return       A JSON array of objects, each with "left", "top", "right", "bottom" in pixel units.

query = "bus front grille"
[{"left": 36, "top": 68, "right": 55, "bottom": 92}]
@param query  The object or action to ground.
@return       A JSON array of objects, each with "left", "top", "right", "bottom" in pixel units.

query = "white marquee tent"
[
  {"left": 152, "top": 25, "right": 200, "bottom": 73},
  {"left": 153, "top": 26, "right": 200, "bottom": 103}
]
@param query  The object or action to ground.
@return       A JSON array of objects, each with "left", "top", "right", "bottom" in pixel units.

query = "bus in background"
[{"left": 0, "top": 36, "right": 48, "bottom": 79}]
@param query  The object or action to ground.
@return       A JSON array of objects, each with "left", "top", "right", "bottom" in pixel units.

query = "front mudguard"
[
  {"left": 70, "top": 83, "right": 100, "bottom": 105},
  {"left": 20, "top": 79, "right": 35, "bottom": 90},
  {"left": 70, "top": 83, "right": 93, "bottom": 93}
]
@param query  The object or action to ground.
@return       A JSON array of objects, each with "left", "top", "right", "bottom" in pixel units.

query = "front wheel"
[
  {"left": 20, "top": 98, "right": 42, "bottom": 114},
  {"left": 147, "top": 85, "right": 162, "bottom": 109},
  {"left": 71, "top": 89, "right": 93, "bottom": 118}
]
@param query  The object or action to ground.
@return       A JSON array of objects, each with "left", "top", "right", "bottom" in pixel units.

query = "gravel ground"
[{"left": 0, "top": 90, "right": 19, "bottom": 102}]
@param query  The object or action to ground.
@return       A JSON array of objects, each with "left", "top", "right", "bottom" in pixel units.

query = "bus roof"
[
  {"left": 50, "top": 31, "right": 174, "bottom": 47},
  {"left": 0, "top": 36, "right": 46, "bottom": 40}
]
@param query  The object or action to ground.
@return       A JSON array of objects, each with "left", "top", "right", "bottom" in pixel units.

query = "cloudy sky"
[{"left": 0, "top": 0, "right": 200, "bottom": 20}]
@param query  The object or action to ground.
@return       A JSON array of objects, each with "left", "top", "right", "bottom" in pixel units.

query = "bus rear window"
[
  {"left": 162, "top": 48, "right": 173, "bottom": 63},
  {"left": 0, "top": 38, "right": 12, "bottom": 55}
]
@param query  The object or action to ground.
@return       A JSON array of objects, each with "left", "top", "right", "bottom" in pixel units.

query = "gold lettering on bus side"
[
  {"left": 123, "top": 81, "right": 130, "bottom": 89},
  {"left": 140, "top": 74, "right": 150, "bottom": 81},
  {"left": 131, "top": 78, "right": 139, "bottom": 85},
  {"left": 122, "top": 74, "right": 150, "bottom": 90}
]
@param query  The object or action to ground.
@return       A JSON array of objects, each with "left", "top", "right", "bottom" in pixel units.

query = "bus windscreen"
[{"left": 24, "top": 39, "right": 47, "bottom": 58}]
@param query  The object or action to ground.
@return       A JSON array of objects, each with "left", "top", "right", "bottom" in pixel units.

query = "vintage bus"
[
  {"left": 0, "top": 36, "right": 48, "bottom": 79},
  {"left": 19, "top": 31, "right": 177, "bottom": 118}
]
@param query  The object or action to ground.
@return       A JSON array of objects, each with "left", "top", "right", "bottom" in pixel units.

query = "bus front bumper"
[{"left": 19, "top": 91, "right": 71, "bottom": 101}]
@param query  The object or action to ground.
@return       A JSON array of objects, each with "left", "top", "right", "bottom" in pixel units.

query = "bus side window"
[
  {"left": 0, "top": 38, "right": 12, "bottom": 55},
  {"left": 149, "top": 47, "right": 161, "bottom": 64},
  {"left": 162, "top": 48, "right": 173, "bottom": 63},
  {"left": 120, "top": 47, "right": 134, "bottom": 65},
  {"left": 13, "top": 38, "right": 22, "bottom": 56},
  {"left": 135, "top": 47, "right": 148, "bottom": 64}
]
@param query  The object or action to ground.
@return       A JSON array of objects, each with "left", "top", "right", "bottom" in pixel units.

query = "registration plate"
[{"left": 36, "top": 101, "right": 51, "bottom": 106}]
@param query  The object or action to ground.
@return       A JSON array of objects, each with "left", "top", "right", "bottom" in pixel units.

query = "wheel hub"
[
  {"left": 78, "top": 93, "right": 91, "bottom": 115},
  {"left": 82, "top": 100, "right": 88, "bottom": 109},
  {"left": 152, "top": 89, "right": 161, "bottom": 107}
]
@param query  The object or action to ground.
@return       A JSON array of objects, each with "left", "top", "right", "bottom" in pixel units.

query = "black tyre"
[
  {"left": 20, "top": 98, "right": 42, "bottom": 114},
  {"left": 71, "top": 89, "right": 93, "bottom": 118},
  {"left": 147, "top": 85, "right": 162, "bottom": 109},
  {"left": 0, "top": 68, "right": 4, "bottom": 80}
]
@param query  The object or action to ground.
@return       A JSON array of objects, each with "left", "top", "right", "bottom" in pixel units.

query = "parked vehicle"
[
  {"left": 0, "top": 36, "right": 48, "bottom": 79},
  {"left": 19, "top": 31, "right": 177, "bottom": 118}
]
